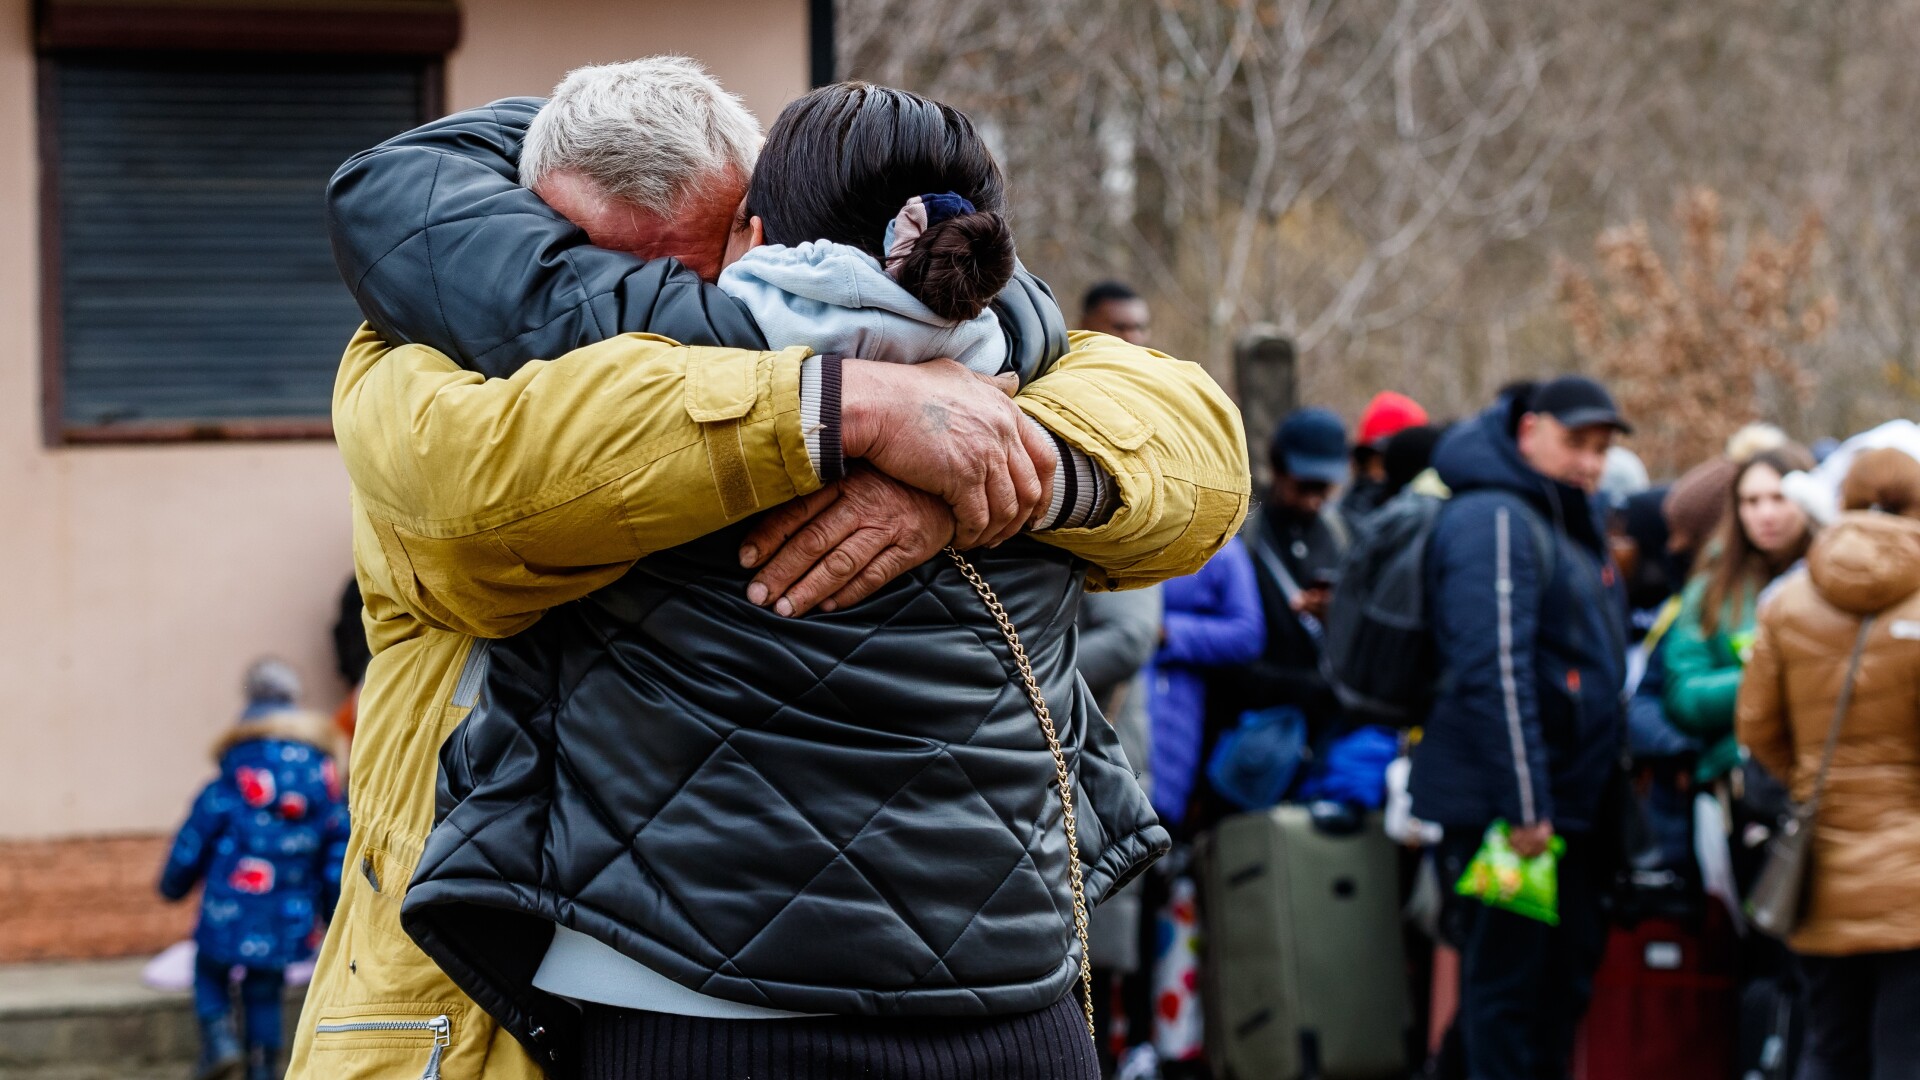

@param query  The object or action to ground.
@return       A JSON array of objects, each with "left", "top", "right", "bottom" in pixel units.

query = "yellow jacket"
[{"left": 288, "top": 327, "right": 1246, "bottom": 1079}]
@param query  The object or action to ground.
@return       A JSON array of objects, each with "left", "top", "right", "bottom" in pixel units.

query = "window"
[{"left": 37, "top": 6, "right": 454, "bottom": 444}]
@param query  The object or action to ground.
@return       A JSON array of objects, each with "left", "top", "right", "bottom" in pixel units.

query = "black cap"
[
  {"left": 1527, "top": 375, "right": 1633, "bottom": 435},
  {"left": 1270, "top": 407, "right": 1350, "bottom": 484}
]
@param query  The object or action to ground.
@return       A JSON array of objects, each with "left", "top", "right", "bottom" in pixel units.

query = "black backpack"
[{"left": 1320, "top": 490, "right": 1554, "bottom": 727}]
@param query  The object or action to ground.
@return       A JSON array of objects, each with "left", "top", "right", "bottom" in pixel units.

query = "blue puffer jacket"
[
  {"left": 1408, "top": 398, "right": 1628, "bottom": 833},
  {"left": 160, "top": 712, "right": 349, "bottom": 969},
  {"left": 1146, "top": 537, "right": 1266, "bottom": 823}
]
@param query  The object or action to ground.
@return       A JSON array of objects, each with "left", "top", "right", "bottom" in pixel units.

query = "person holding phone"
[{"left": 1186, "top": 408, "right": 1355, "bottom": 832}]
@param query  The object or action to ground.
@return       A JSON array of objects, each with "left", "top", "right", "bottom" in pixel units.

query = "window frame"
[{"left": 36, "top": 11, "right": 451, "bottom": 447}]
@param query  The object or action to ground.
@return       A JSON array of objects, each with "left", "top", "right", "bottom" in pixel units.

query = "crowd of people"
[{"left": 1083, "top": 276, "right": 1920, "bottom": 1080}]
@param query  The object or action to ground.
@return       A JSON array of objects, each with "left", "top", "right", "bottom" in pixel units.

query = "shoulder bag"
[
  {"left": 1747, "top": 616, "right": 1876, "bottom": 939},
  {"left": 946, "top": 548, "right": 1097, "bottom": 1042}
]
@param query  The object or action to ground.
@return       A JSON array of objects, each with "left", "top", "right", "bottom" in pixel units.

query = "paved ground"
[
  {"left": 0, "top": 958, "right": 180, "bottom": 1019},
  {"left": 0, "top": 958, "right": 300, "bottom": 1080}
]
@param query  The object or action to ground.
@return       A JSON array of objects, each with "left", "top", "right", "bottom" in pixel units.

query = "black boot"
[
  {"left": 194, "top": 1015, "right": 242, "bottom": 1080},
  {"left": 244, "top": 1043, "right": 280, "bottom": 1080}
]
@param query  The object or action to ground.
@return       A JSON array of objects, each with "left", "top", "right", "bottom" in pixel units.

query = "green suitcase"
[{"left": 1200, "top": 806, "right": 1413, "bottom": 1079}]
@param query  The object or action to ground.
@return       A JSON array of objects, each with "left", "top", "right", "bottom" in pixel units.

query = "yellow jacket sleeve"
[
  {"left": 334, "top": 325, "right": 819, "bottom": 638},
  {"left": 1017, "top": 332, "right": 1251, "bottom": 590}
]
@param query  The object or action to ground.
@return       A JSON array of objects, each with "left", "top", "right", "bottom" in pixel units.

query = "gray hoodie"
[{"left": 718, "top": 240, "right": 1008, "bottom": 375}]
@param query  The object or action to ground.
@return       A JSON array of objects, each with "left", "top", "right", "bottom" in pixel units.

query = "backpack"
[
  {"left": 1205, "top": 704, "right": 1309, "bottom": 812},
  {"left": 1319, "top": 490, "right": 1555, "bottom": 727}
]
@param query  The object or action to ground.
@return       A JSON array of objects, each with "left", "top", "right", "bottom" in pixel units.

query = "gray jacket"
[
  {"left": 1078, "top": 586, "right": 1161, "bottom": 792},
  {"left": 1077, "top": 587, "right": 1162, "bottom": 975}
]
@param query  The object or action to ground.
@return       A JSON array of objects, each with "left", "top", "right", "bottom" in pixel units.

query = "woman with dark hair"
[
  {"left": 400, "top": 83, "right": 1164, "bottom": 1080},
  {"left": 711, "top": 83, "right": 1022, "bottom": 376},
  {"left": 1663, "top": 444, "right": 1818, "bottom": 782}
]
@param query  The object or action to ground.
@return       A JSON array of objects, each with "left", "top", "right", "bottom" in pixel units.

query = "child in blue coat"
[{"left": 160, "top": 659, "right": 348, "bottom": 1080}]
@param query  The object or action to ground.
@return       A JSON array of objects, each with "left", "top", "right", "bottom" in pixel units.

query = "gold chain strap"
[{"left": 943, "top": 547, "right": 1097, "bottom": 1043}]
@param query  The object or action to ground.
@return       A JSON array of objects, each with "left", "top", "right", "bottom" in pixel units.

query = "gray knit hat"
[
  {"left": 244, "top": 657, "right": 302, "bottom": 708},
  {"left": 1599, "top": 446, "right": 1651, "bottom": 511}
]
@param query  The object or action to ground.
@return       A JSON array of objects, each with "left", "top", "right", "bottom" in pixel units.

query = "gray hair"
[{"left": 521, "top": 56, "right": 762, "bottom": 215}]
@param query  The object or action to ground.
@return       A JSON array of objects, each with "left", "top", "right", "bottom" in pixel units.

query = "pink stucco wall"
[{"left": 0, "top": 0, "right": 809, "bottom": 839}]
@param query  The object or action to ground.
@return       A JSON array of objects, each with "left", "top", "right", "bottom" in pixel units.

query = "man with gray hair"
[
  {"left": 519, "top": 56, "right": 762, "bottom": 283},
  {"left": 297, "top": 57, "right": 1248, "bottom": 1080}
]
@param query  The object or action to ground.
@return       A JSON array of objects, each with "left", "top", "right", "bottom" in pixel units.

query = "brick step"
[{"left": 0, "top": 958, "right": 301, "bottom": 1078}]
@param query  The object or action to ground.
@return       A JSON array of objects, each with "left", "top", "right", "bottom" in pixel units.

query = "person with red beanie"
[{"left": 1342, "top": 391, "right": 1431, "bottom": 519}]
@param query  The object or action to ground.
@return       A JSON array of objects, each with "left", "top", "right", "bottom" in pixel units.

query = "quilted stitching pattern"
[{"left": 407, "top": 523, "right": 1168, "bottom": 1018}]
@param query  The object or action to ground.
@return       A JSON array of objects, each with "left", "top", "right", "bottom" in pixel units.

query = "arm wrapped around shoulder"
[
  {"left": 1016, "top": 332, "right": 1251, "bottom": 590},
  {"left": 327, "top": 98, "right": 765, "bottom": 375}
]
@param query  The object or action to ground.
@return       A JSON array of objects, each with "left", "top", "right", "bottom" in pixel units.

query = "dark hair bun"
[{"left": 896, "top": 210, "right": 1015, "bottom": 322}]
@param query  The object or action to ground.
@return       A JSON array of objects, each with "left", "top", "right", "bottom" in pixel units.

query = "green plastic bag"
[{"left": 1453, "top": 820, "right": 1566, "bottom": 926}]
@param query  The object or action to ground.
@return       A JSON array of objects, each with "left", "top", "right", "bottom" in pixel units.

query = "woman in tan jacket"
[{"left": 1736, "top": 448, "right": 1920, "bottom": 1080}]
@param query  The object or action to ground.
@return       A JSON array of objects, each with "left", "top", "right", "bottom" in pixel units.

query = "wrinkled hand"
[
  {"left": 739, "top": 466, "right": 956, "bottom": 617},
  {"left": 839, "top": 359, "right": 1056, "bottom": 549},
  {"left": 1509, "top": 820, "right": 1555, "bottom": 859}
]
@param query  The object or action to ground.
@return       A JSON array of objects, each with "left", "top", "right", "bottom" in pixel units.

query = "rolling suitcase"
[
  {"left": 1200, "top": 805, "right": 1413, "bottom": 1080},
  {"left": 1574, "top": 912, "right": 1737, "bottom": 1080}
]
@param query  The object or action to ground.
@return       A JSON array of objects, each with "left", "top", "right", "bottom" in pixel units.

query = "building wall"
[{"left": 0, "top": 0, "right": 809, "bottom": 854}]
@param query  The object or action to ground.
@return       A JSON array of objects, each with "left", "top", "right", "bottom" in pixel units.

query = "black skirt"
[{"left": 576, "top": 994, "right": 1099, "bottom": 1080}]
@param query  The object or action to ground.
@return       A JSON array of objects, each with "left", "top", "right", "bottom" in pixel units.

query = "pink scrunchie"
[
  {"left": 883, "top": 196, "right": 932, "bottom": 281},
  {"left": 882, "top": 192, "right": 978, "bottom": 281}
]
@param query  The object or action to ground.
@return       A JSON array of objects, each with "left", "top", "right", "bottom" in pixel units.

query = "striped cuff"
[
  {"left": 797, "top": 356, "right": 846, "bottom": 484},
  {"left": 1033, "top": 429, "right": 1118, "bottom": 531},
  {"left": 799, "top": 367, "right": 1112, "bottom": 526}
]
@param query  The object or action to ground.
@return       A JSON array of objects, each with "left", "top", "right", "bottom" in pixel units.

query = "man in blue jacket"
[{"left": 1411, "top": 376, "right": 1630, "bottom": 1080}]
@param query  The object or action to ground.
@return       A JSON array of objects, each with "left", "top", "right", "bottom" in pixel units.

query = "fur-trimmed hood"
[{"left": 213, "top": 708, "right": 341, "bottom": 764}]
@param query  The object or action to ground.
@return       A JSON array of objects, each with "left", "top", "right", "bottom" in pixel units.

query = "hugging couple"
[{"left": 297, "top": 57, "right": 1247, "bottom": 1080}]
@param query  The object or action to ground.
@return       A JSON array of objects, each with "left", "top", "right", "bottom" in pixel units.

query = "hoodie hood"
[
  {"left": 213, "top": 707, "right": 340, "bottom": 764},
  {"left": 1432, "top": 396, "right": 1606, "bottom": 553},
  {"left": 1808, "top": 512, "right": 1920, "bottom": 615},
  {"left": 718, "top": 241, "right": 1009, "bottom": 375}
]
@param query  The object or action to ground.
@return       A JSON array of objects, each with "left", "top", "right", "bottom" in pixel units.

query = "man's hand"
[
  {"left": 839, "top": 359, "right": 1056, "bottom": 549},
  {"left": 739, "top": 466, "right": 956, "bottom": 617},
  {"left": 1293, "top": 586, "right": 1333, "bottom": 622},
  {"left": 1509, "top": 820, "right": 1555, "bottom": 859}
]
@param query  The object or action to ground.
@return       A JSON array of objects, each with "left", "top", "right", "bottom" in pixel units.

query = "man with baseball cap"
[
  {"left": 1257, "top": 408, "right": 1352, "bottom": 611},
  {"left": 1412, "top": 375, "right": 1632, "bottom": 1080}
]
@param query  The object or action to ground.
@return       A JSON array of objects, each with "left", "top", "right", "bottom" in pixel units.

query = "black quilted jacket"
[
  {"left": 408, "top": 530, "right": 1165, "bottom": 1071},
  {"left": 328, "top": 102, "right": 1166, "bottom": 1074}
]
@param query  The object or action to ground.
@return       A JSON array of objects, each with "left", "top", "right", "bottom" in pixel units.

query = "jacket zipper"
[{"left": 314, "top": 1014, "right": 450, "bottom": 1079}]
